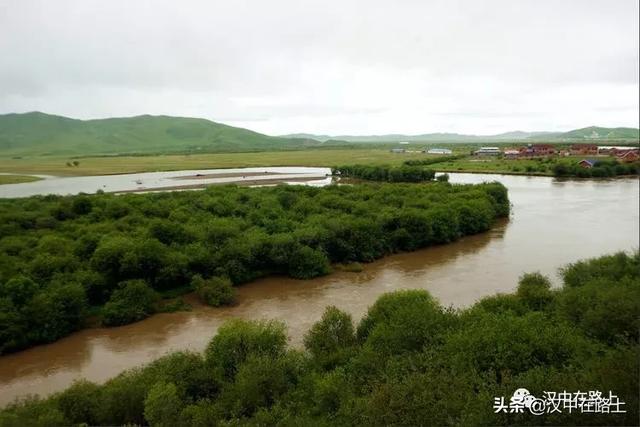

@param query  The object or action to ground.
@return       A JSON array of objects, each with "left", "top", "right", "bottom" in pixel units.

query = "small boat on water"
[{"left": 135, "top": 179, "right": 143, "bottom": 185}]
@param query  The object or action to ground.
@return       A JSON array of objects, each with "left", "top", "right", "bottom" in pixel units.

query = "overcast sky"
[{"left": 0, "top": 0, "right": 638, "bottom": 135}]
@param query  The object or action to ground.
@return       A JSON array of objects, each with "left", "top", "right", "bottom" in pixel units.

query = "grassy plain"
[
  {"left": 0, "top": 149, "right": 443, "bottom": 176},
  {"left": 434, "top": 156, "right": 564, "bottom": 175},
  {"left": 0, "top": 174, "right": 43, "bottom": 184},
  {"left": 0, "top": 145, "right": 619, "bottom": 178}
]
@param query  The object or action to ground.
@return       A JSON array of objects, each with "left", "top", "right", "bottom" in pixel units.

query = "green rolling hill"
[
  {"left": 556, "top": 126, "right": 639, "bottom": 140},
  {"left": 0, "top": 112, "right": 325, "bottom": 157},
  {"left": 1, "top": 112, "right": 637, "bottom": 158}
]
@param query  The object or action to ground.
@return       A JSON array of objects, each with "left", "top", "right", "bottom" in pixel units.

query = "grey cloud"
[{"left": 0, "top": 0, "right": 637, "bottom": 134}]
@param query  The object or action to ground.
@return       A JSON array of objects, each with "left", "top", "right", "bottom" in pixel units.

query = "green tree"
[
  {"left": 57, "top": 380, "right": 101, "bottom": 425},
  {"left": 516, "top": 272, "right": 553, "bottom": 310},
  {"left": 205, "top": 319, "right": 287, "bottom": 379},
  {"left": 221, "top": 354, "right": 302, "bottom": 417},
  {"left": 287, "top": 246, "right": 331, "bottom": 279},
  {"left": 102, "top": 280, "right": 158, "bottom": 326},
  {"left": 192, "top": 275, "right": 235, "bottom": 307},
  {"left": 144, "top": 382, "right": 183, "bottom": 427},
  {"left": 0, "top": 276, "right": 39, "bottom": 307},
  {"left": 357, "top": 290, "right": 454, "bottom": 355},
  {"left": 25, "top": 283, "right": 87, "bottom": 344},
  {"left": 0, "top": 298, "right": 26, "bottom": 353},
  {"left": 304, "top": 306, "right": 356, "bottom": 368}
]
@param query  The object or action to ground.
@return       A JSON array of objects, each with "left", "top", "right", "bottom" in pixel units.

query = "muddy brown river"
[{"left": 0, "top": 173, "right": 638, "bottom": 406}]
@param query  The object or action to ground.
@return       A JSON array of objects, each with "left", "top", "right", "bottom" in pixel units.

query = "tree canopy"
[
  {"left": 0, "top": 181, "right": 509, "bottom": 353},
  {"left": 0, "top": 251, "right": 637, "bottom": 426}
]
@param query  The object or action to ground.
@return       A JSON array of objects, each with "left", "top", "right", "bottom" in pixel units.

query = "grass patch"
[
  {"left": 0, "top": 149, "right": 466, "bottom": 176},
  {"left": 0, "top": 174, "right": 42, "bottom": 184},
  {"left": 0, "top": 145, "right": 620, "bottom": 178}
]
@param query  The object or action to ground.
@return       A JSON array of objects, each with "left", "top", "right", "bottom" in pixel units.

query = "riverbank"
[
  {"left": 1, "top": 251, "right": 637, "bottom": 425},
  {"left": 0, "top": 174, "right": 637, "bottom": 406},
  {"left": 0, "top": 167, "right": 332, "bottom": 198},
  {"left": 115, "top": 175, "right": 332, "bottom": 194},
  {"left": 2, "top": 149, "right": 637, "bottom": 182},
  {"left": 0, "top": 174, "right": 43, "bottom": 185},
  {"left": 0, "top": 180, "right": 509, "bottom": 356},
  {"left": 0, "top": 149, "right": 433, "bottom": 176}
]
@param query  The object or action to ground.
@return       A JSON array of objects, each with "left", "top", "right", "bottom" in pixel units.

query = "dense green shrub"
[
  {"left": 304, "top": 306, "right": 357, "bottom": 368},
  {"left": 144, "top": 382, "right": 182, "bottom": 427},
  {"left": 287, "top": 245, "right": 331, "bottom": 278},
  {"left": 357, "top": 290, "right": 455, "bottom": 356},
  {"left": 0, "top": 252, "right": 637, "bottom": 426},
  {"left": 56, "top": 380, "right": 101, "bottom": 426},
  {"left": 191, "top": 275, "right": 235, "bottom": 307},
  {"left": 436, "top": 173, "right": 450, "bottom": 182},
  {"left": 205, "top": 319, "right": 288, "bottom": 379},
  {"left": 516, "top": 272, "right": 554, "bottom": 310},
  {"left": 102, "top": 280, "right": 158, "bottom": 326},
  {"left": 332, "top": 164, "right": 436, "bottom": 182},
  {"left": 552, "top": 160, "right": 639, "bottom": 177},
  {"left": 0, "top": 182, "right": 508, "bottom": 353}
]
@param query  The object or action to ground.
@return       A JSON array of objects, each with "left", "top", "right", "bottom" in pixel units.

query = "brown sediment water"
[{"left": 0, "top": 173, "right": 638, "bottom": 406}]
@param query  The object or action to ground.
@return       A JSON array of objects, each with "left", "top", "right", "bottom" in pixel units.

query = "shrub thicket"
[
  {"left": 552, "top": 159, "right": 639, "bottom": 177},
  {"left": 0, "top": 181, "right": 508, "bottom": 353},
  {"left": 0, "top": 252, "right": 637, "bottom": 426}
]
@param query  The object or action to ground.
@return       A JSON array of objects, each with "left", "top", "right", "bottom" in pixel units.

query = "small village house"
[
  {"left": 390, "top": 148, "right": 406, "bottom": 153},
  {"left": 578, "top": 159, "right": 596, "bottom": 168},
  {"left": 616, "top": 150, "right": 639, "bottom": 163},
  {"left": 598, "top": 146, "right": 640, "bottom": 155},
  {"left": 504, "top": 149, "right": 520, "bottom": 159},
  {"left": 519, "top": 143, "right": 556, "bottom": 157},
  {"left": 474, "top": 147, "right": 501, "bottom": 156},
  {"left": 570, "top": 144, "right": 598, "bottom": 156}
]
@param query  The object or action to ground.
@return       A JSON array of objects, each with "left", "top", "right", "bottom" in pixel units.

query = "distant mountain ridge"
[
  {"left": 0, "top": 112, "right": 324, "bottom": 157},
  {"left": 0, "top": 112, "right": 637, "bottom": 157},
  {"left": 281, "top": 127, "right": 638, "bottom": 142},
  {"left": 558, "top": 126, "right": 639, "bottom": 140}
]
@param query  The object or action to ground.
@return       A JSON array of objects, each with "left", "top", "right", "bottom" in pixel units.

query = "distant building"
[
  {"left": 616, "top": 150, "right": 639, "bottom": 163},
  {"left": 570, "top": 144, "right": 598, "bottom": 156},
  {"left": 578, "top": 159, "right": 596, "bottom": 168},
  {"left": 474, "top": 147, "right": 501, "bottom": 156},
  {"left": 598, "top": 146, "right": 639, "bottom": 155},
  {"left": 426, "top": 148, "right": 453, "bottom": 155},
  {"left": 398, "top": 141, "right": 410, "bottom": 145},
  {"left": 390, "top": 148, "right": 406, "bottom": 153},
  {"left": 504, "top": 150, "right": 520, "bottom": 159},
  {"left": 519, "top": 143, "right": 556, "bottom": 157}
]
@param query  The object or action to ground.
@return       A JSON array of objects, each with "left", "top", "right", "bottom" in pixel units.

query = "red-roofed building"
[
  {"left": 578, "top": 159, "right": 596, "bottom": 168},
  {"left": 616, "top": 150, "right": 639, "bottom": 163},
  {"left": 519, "top": 144, "right": 557, "bottom": 157},
  {"left": 570, "top": 144, "right": 598, "bottom": 156}
]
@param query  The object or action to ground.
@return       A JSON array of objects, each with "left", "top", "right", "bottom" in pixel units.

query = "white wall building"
[{"left": 426, "top": 148, "right": 453, "bottom": 155}]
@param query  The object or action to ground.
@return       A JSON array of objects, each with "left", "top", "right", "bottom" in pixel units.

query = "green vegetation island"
[
  {"left": 0, "top": 251, "right": 637, "bottom": 426},
  {"left": 0, "top": 180, "right": 509, "bottom": 354}
]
